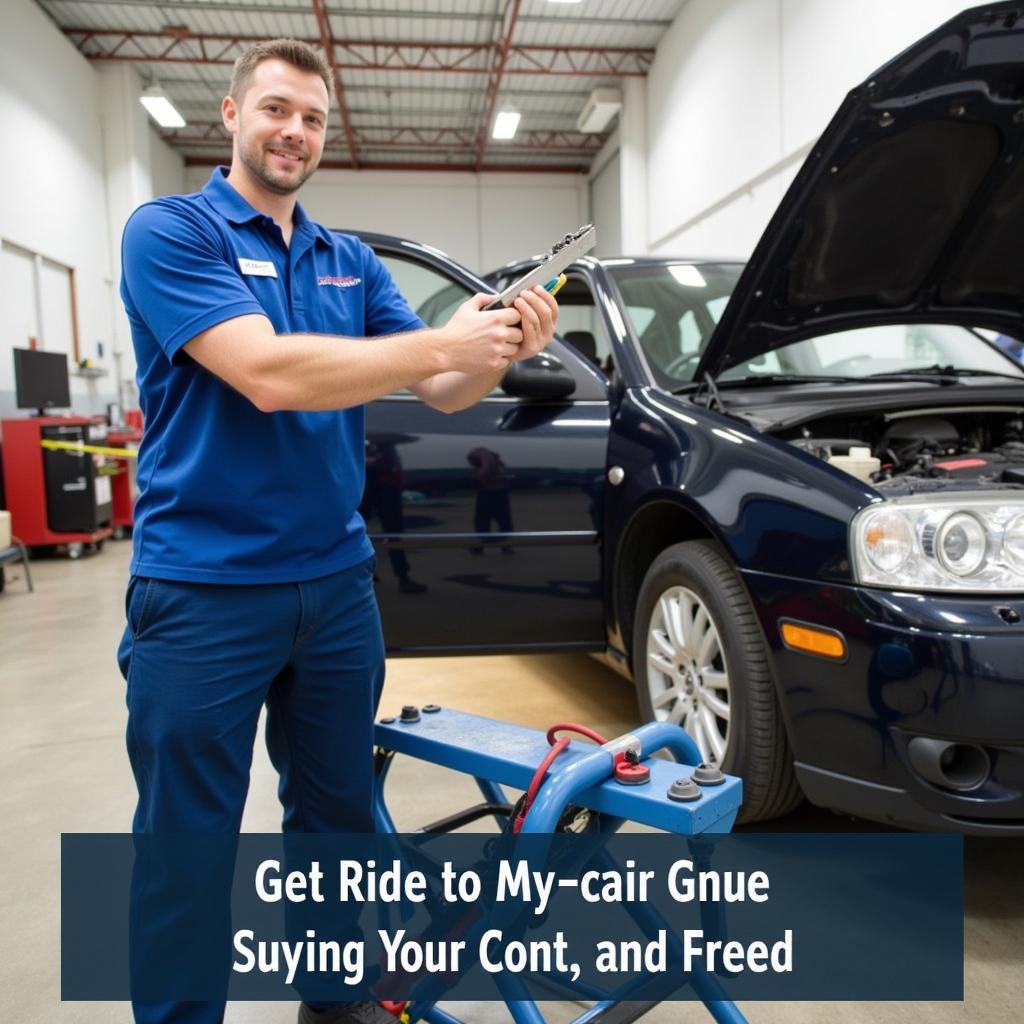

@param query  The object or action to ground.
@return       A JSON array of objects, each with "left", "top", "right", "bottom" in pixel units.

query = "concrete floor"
[{"left": 1, "top": 541, "right": 1021, "bottom": 1022}]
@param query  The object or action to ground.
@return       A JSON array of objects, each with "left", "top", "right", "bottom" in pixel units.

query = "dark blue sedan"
[{"left": 359, "top": 4, "right": 1024, "bottom": 833}]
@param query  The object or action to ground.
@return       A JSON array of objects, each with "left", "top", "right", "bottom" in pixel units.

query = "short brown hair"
[{"left": 230, "top": 38, "right": 332, "bottom": 101}]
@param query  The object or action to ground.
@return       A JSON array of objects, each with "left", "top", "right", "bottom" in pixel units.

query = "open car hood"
[{"left": 695, "top": 2, "right": 1024, "bottom": 381}]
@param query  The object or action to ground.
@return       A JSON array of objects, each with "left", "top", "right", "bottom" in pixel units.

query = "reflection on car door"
[{"left": 366, "top": 249, "right": 611, "bottom": 654}]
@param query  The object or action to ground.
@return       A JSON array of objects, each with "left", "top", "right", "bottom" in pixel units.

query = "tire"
[{"left": 632, "top": 539, "right": 802, "bottom": 823}]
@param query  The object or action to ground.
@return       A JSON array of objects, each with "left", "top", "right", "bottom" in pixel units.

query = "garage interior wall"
[
  {"left": 588, "top": 153, "right": 622, "bottom": 259},
  {"left": 0, "top": 0, "right": 188, "bottom": 423},
  {"left": 643, "top": 0, "right": 971, "bottom": 260},
  {"left": 183, "top": 166, "right": 588, "bottom": 275}
]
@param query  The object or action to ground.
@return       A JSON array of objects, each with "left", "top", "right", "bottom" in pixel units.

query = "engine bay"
[{"left": 780, "top": 408, "right": 1024, "bottom": 495}]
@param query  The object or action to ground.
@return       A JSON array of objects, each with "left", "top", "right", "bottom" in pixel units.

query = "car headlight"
[
  {"left": 1003, "top": 513, "right": 1024, "bottom": 572},
  {"left": 851, "top": 494, "right": 1024, "bottom": 591}
]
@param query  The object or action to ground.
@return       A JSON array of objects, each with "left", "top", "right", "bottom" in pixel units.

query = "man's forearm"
[
  {"left": 411, "top": 365, "right": 507, "bottom": 413},
  {"left": 186, "top": 315, "right": 450, "bottom": 412},
  {"left": 266, "top": 329, "right": 451, "bottom": 411},
  {"left": 185, "top": 294, "right": 531, "bottom": 414}
]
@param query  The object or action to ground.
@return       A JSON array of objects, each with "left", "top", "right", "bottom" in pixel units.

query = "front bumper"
[{"left": 742, "top": 570, "right": 1024, "bottom": 834}]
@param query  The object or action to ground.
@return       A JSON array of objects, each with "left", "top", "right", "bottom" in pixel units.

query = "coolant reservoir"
[{"left": 827, "top": 446, "right": 880, "bottom": 483}]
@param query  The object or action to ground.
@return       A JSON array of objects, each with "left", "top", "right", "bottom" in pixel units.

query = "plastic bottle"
[{"left": 827, "top": 446, "right": 881, "bottom": 483}]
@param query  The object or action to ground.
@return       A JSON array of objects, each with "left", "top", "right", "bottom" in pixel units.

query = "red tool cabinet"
[
  {"left": 2, "top": 416, "right": 113, "bottom": 552},
  {"left": 106, "top": 427, "right": 142, "bottom": 537}
]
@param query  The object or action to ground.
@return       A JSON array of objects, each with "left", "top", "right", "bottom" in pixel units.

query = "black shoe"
[
  {"left": 398, "top": 576, "right": 427, "bottom": 594},
  {"left": 298, "top": 1002, "right": 397, "bottom": 1024}
]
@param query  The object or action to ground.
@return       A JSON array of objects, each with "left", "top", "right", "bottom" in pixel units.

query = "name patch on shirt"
[
  {"left": 318, "top": 275, "right": 361, "bottom": 288},
  {"left": 237, "top": 258, "right": 278, "bottom": 278}
]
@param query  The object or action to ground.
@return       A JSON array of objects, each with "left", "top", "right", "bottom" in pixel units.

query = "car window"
[
  {"left": 707, "top": 295, "right": 730, "bottom": 321},
  {"left": 977, "top": 328, "right": 1024, "bottom": 364},
  {"left": 555, "top": 273, "right": 614, "bottom": 375},
  {"left": 377, "top": 253, "right": 473, "bottom": 327},
  {"left": 607, "top": 263, "right": 1023, "bottom": 385},
  {"left": 374, "top": 252, "right": 503, "bottom": 398},
  {"left": 812, "top": 324, "right": 941, "bottom": 369},
  {"left": 717, "top": 323, "right": 1024, "bottom": 380},
  {"left": 679, "top": 311, "right": 700, "bottom": 356},
  {"left": 627, "top": 307, "right": 655, "bottom": 335},
  {"left": 610, "top": 263, "right": 742, "bottom": 381},
  {"left": 373, "top": 253, "right": 599, "bottom": 401}
]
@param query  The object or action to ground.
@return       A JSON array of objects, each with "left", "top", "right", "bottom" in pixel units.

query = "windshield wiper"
[
  {"left": 674, "top": 374, "right": 851, "bottom": 393},
  {"left": 865, "top": 364, "right": 1024, "bottom": 385},
  {"left": 925, "top": 367, "right": 1024, "bottom": 381}
]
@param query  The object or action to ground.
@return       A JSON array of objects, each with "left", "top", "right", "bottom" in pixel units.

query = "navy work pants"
[{"left": 117, "top": 558, "right": 384, "bottom": 1024}]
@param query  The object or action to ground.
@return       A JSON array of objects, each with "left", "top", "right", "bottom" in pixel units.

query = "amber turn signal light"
[{"left": 780, "top": 620, "right": 847, "bottom": 661}]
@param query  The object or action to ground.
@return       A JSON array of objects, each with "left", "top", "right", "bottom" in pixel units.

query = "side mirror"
[{"left": 501, "top": 351, "right": 576, "bottom": 400}]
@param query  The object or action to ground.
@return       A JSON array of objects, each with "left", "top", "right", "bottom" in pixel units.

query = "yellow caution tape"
[{"left": 40, "top": 440, "right": 138, "bottom": 458}]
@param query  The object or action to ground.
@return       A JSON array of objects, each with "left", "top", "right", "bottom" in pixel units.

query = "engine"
[{"left": 785, "top": 411, "right": 1024, "bottom": 494}]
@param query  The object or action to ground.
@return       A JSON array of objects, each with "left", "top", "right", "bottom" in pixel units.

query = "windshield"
[{"left": 608, "top": 263, "right": 1024, "bottom": 387}]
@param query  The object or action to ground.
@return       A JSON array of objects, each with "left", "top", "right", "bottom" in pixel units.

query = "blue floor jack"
[{"left": 373, "top": 705, "right": 750, "bottom": 1024}]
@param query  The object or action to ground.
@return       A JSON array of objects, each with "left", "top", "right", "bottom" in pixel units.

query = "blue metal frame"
[{"left": 373, "top": 708, "right": 749, "bottom": 1024}]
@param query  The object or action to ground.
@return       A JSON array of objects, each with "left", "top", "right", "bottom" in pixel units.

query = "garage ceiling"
[{"left": 36, "top": 0, "right": 684, "bottom": 173}]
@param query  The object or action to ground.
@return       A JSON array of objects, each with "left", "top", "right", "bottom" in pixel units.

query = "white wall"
[
  {"left": 149, "top": 127, "right": 186, "bottom": 199},
  {"left": 0, "top": 0, "right": 184, "bottom": 425},
  {"left": 98, "top": 64, "right": 185, "bottom": 405},
  {"left": 0, "top": 0, "right": 113, "bottom": 420},
  {"left": 185, "top": 165, "right": 587, "bottom": 274},
  {"left": 644, "top": 0, "right": 970, "bottom": 259},
  {"left": 589, "top": 152, "right": 622, "bottom": 257}
]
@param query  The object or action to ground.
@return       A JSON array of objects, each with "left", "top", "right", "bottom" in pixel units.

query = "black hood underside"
[{"left": 697, "top": 3, "right": 1024, "bottom": 379}]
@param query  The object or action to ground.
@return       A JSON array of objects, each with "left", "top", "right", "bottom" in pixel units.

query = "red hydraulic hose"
[{"left": 512, "top": 722, "right": 609, "bottom": 833}]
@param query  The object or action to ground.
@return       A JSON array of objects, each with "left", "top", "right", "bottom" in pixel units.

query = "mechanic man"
[{"left": 117, "top": 37, "right": 558, "bottom": 1024}]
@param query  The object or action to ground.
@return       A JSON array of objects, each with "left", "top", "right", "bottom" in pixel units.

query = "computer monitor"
[{"left": 13, "top": 348, "right": 71, "bottom": 415}]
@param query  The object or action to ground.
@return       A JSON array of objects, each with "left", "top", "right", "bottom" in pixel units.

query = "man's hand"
[
  {"left": 509, "top": 285, "right": 559, "bottom": 362},
  {"left": 409, "top": 286, "right": 559, "bottom": 413},
  {"left": 440, "top": 294, "right": 525, "bottom": 374}
]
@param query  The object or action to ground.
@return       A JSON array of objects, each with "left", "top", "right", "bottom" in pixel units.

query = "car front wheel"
[{"left": 632, "top": 539, "right": 802, "bottom": 823}]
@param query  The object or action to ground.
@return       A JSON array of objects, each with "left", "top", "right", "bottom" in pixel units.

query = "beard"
[{"left": 237, "top": 119, "right": 318, "bottom": 195}]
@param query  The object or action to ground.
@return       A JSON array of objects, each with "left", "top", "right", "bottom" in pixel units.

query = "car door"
[{"left": 364, "top": 241, "right": 611, "bottom": 653}]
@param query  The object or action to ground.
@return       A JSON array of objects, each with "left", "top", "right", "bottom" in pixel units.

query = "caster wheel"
[{"left": 67, "top": 543, "right": 84, "bottom": 560}]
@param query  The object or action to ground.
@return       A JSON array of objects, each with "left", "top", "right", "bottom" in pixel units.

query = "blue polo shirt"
[{"left": 120, "top": 167, "right": 425, "bottom": 584}]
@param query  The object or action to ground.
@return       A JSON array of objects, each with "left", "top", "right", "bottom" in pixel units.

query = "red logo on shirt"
[{"left": 317, "top": 275, "right": 361, "bottom": 288}]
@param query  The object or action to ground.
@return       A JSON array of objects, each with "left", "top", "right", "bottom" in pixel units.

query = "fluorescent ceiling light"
[
  {"left": 139, "top": 86, "right": 186, "bottom": 128},
  {"left": 492, "top": 110, "right": 521, "bottom": 140}
]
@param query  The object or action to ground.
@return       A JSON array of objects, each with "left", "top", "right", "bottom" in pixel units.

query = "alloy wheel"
[{"left": 645, "top": 585, "right": 731, "bottom": 764}]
